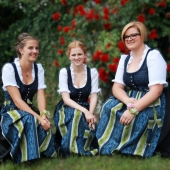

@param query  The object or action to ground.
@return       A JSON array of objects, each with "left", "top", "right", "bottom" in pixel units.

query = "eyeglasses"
[{"left": 123, "top": 33, "right": 141, "bottom": 41}]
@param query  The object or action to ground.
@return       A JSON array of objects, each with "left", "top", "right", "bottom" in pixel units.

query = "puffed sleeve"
[
  {"left": 147, "top": 50, "right": 168, "bottom": 87},
  {"left": 37, "top": 63, "right": 47, "bottom": 89},
  {"left": 57, "top": 68, "right": 70, "bottom": 94},
  {"left": 2, "top": 63, "right": 19, "bottom": 90},
  {"left": 90, "top": 68, "right": 100, "bottom": 94},
  {"left": 112, "top": 54, "right": 127, "bottom": 85}
]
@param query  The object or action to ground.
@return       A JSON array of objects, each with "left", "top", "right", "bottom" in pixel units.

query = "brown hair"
[
  {"left": 121, "top": 21, "right": 147, "bottom": 43},
  {"left": 66, "top": 40, "right": 87, "bottom": 56},
  {"left": 14, "top": 33, "right": 38, "bottom": 58}
]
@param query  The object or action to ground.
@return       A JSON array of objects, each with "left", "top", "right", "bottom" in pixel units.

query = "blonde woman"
[{"left": 96, "top": 21, "right": 167, "bottom": 157}]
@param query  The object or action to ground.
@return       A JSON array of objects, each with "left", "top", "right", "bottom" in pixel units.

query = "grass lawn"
[{"left": 1, "top": 154, "right": 170, "bottom": 170}]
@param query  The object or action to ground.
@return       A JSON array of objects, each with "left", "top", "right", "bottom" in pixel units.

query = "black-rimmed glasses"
[{"left": 123, "top": 33, "right": 141, "bottom": 41}]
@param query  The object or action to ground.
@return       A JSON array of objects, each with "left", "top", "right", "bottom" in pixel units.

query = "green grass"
[{"left": 1, "top": 154, "right": 170, "bottom": 170}]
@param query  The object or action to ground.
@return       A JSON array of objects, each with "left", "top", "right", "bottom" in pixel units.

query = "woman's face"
[
  {"left": 69, "top": 47, "right": 86, "bottom": 66},
  {"left": 124, "top": 27, "right": 143, "bottom": 51},
  {"left": 19, "top": 40, "right": 39, "bottom": 62}
]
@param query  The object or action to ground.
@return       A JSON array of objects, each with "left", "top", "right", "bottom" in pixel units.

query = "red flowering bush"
[
  {"left": 48, "top": 0, "right": 170, "bottom": 100},
  {"left": 2, "top": 0, "right": 169, "bottom": 103}
]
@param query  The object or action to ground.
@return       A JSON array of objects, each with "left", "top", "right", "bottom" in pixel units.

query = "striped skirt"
[
  {"left": 96, "top": 89, "right": 166, "bottom": 157},
  {"left": 0, "top": 103, "right": 57, "bottom": 163},
  {"left": 54, "top": 100, "right": 98, "bottom": 156}
]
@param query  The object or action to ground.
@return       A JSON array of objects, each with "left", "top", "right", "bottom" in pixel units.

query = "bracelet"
[
  {"left": 128, "top": 107, "right": 139, "bottom": 116},
  {"left": 127, "top": 103, "right": 134, "bottom": 109},
  {"left": 40, "top": 110, "right": 51, "bottom": 118},
  {"left": 127, "top": 103, "right": 139, "bottom": 116}
]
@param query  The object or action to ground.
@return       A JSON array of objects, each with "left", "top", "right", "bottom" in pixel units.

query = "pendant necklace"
[{"left": 26, "top": 69, "right": 32, "bottom": 77}]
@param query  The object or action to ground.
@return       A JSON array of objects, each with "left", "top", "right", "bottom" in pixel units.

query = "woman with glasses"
[
  {"left": 54, "top": 40, "right": 100, "bottom": 157},
  {"left": 96, "top": 21, "right": 167, "bottom": 157}
]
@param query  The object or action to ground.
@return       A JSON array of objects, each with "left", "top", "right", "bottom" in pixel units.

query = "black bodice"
[
  {"left": 4, "top": 62, "right": 38, "bottom": 104},
  {"left": 66, "top": 66, "right": 91, "bottom": 104},
  {"left": 123, "top": 49, "right": 152, "bottom": 91}
]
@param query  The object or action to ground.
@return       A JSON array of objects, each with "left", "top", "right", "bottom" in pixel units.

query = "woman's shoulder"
[
  {"left": 2, "top": 62, "right": 13, "bottom": 71},
  {"left": 148, "top": 48, "right": 164, "bottom": 60}
]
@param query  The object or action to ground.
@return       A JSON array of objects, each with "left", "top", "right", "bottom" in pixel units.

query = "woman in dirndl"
[
  {"left": 0, "top": 33, "right": 57, "bottom": 163},
  {"left": 96, "top": 21, "right": 168, "bottom": 158},
  {"left": 54, "top": 40, "right": 100, "bottom": 156}
]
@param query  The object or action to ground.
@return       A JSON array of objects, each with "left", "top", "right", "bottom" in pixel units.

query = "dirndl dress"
[
  {"left": 54, "top": 67, "right": 98, "bottom": 156},
  {"left": 96, "top": 49, "right": 166, "bottom": 157},
  {"left": 0, "top": 62, "right": 56, "bottom": 163}
]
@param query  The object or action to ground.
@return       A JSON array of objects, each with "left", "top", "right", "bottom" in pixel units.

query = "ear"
[{"left": 19, "top": 48, "right": 23, "bottom": 55}]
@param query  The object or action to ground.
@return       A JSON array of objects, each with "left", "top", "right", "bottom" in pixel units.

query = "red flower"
[
  {"left": 118, "top": 41, "right": 129, "bottom": 54},
  {"left": 103, "top": 7, "right": 109, "bottom": 15},
  {"left": 100, "top": 53, "right": 109, "bottom": 62},
  {"left": 52, "top": 12, "right": 60, "bottom": 21},
  {"left": 54, "top": 44, "right": 57, "bottom": 48},
  {"left": 167, "top": 64, "right": 170, "bottom": 71},
  {"left": 113, "top": 58, "right": 120, "bottom": 64},
  {"left": 98, "top": 67, "right": 109, "bottom": 82},
  {"left": 92, "top": 50, "right": 102, "bottom": 61},
  {"left": 94, "top": 14, "right": 100, "bottom": 20},
  {"left": 106, "top": 43, "right": 112, "bottom": 49},
  {"left": 103, "top": 23, "right": 111, "bottom": 30},
  {"left": 103, "top": 15, "right": 109, "bottom": 20},
  {"left": 108, "top": 63, "right": 118, "bottom": 72},
  {"left": 63, "top": 26, "right": 72, "bottom": 33},
  {"left": 58, "top": 49, "right": 63, "bottom": 54},
  {"left": 120, "top": 0, "right": 129, "bottom": 6},
  {"left": 137, "top": 14, "right": 146, "bottom": 23},
  {"left": 112, "top": 8, "right": 118, "bottom": 14},
  {"left": 103, "top": 7, "right": 109, "bottom": 20},
  {"left": 156, "top": 0, "right": 167, "bottom": 7},
  {"left": 148, "top": 29, "right": 158, "bottom": 39},
  {"left": 76, "top": 5, "right": 86, "bottom": 16},
  {"left": 60, "top": 37, "right": 65, "bottom": 45},
  {"left": 61, "top": 0, "right": 67, "bottom": 6},
  {"left": 86, "top": 9, "right": 95, "bottom": 20},
  {"left": 94, "top": 0, "right": 100, "bottom": 3},
  {"left": 71, "top": 33, "right": 76, "bottom": 37},
  {"left": 166, "top": 13, "right": 170, "bottom": 18},
  {"left": 71, "top": 20, "right": 76, "bottom": 28},
  {"left": 54, "top": 60, "right": 59, "bottom": 67},
  {"left": 149, "top": 8, "right": 155, "bottom": 15},
  {"left": 58, "top": 25, "right": 62, "bottom": 31}
]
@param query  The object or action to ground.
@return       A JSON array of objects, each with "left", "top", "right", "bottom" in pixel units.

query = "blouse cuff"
[
  {"left": 38, "top": 85, "right": 47, "bottom": 90},
  {"left": 57, "top": 89, "right": 71, "bottom": 94},
  {"left": 112, "top": 79, "right": 125, "bottom": 85},
  {"left": 90, "top": 88, "right": 101, "bottom": 94},
  {"left": 3, "top": 84, "right": 19, "bottom": 90},
  {"left": 148, "top": 81, "right": 168, "bottom": 87}
]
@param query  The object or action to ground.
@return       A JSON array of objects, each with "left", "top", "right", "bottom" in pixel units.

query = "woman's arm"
[
  {"left": 89, "top": 93, "right": 98, "bottom": 115},
  {"left": 134, "top": 84, "right": 163, "bottom": 112},
  {"left": 62, "top": 92, "right": 95, "bottom": 123},
  {"left": 112, "top": 82, "right": 129, "bottom": 104},
  {"left": 6, "top": 86, "right": 51, "bottom": 130},
  {"left": 37, "top": 89, "right": 46, "bottom": 111},
  {"left": 120, "top": 84, "right": 163, "bottom": 125}
]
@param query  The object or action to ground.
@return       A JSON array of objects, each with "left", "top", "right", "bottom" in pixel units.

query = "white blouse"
[
  {"left": 113, "top": 45, "right": 168, "bottom": 87},
  {"left": 2, "top": 58, "right": 47, "bottom": 91},
  {"left": 58, "top": 64, "right": 100, "bottom": 94}
]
